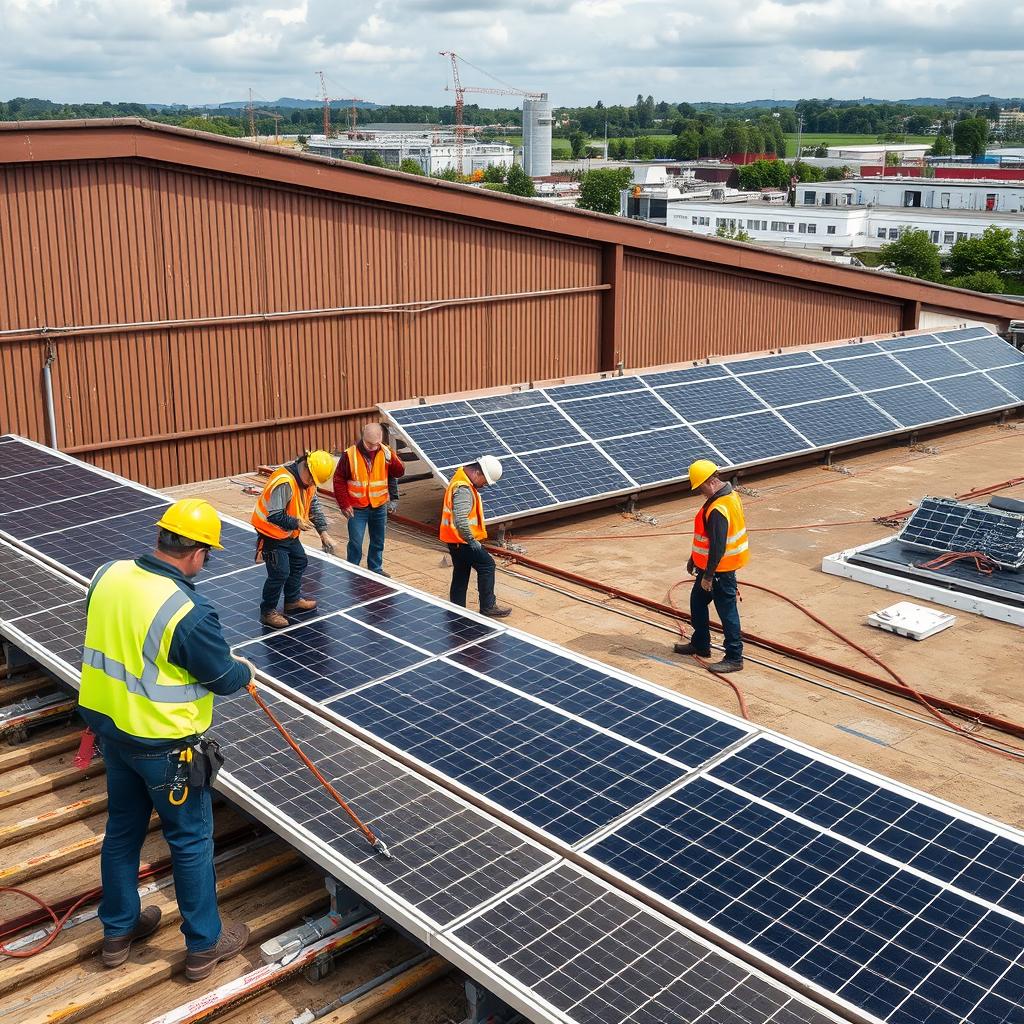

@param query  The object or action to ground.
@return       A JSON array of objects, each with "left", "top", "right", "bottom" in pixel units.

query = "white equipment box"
[{"left": 867, "top": 601, "right": 956, "bottom": 641}]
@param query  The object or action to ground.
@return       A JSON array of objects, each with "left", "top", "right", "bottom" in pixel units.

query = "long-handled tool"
[{"left": 246, "top": 682, "right": 393, "bottom": 859}]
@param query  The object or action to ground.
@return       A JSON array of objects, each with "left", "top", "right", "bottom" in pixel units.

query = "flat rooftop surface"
[{"left": 176, "top": 416, "right": 1024, "bottom": 831}]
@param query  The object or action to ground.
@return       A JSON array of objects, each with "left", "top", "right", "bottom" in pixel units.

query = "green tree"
[
  {"left": 504, "top": 164, "right": 536, "bottom": 197},
  {"left": 746, "top": 126, "right": 765, "bottom": 155},
  {"left": 1015, "top": 230, "right": 1024, "bottom": 274},
  {"left": 577, "top": 167, "right": 633, "bottom": 214},
  {"left": 716, "top": 224, "right": 751, "bottom": 241},
  {"left": 702, "top": 128, "right": 726, "bottom": 158},
  {"left": 948, "top": 225, "right": 1016, "bottom": 277},
  {"left": 987, "top": 101, "right": 1001, "bottom": 122},
  {"left": 953, "top": 117, "right": 989, "bottom": 158},
  {"left": 879, "top": 229, "right": 942, "bottom": 281},
  {"left": 885, "top": 151, "right": 901, "bottom": 167},
  {"left": 948, "top": 271, "right": 1005, "bottom": 293},
  {"left": 792, "top": 160, "right": 825, "bottom": 183},
  {"left": 737, "top": 158, "right": 792, "bottom": 191},
  {"left": 721, "top": 121, "right": 748, "bottom": 155},
  {"left": 433, "top": 166, "right": 461, "bottom": 181},
  {"left": 930, "top": 134, "right": 954, "bottom": 157},
  {"left": 362, "top": 151, "right": 385, "bottom": 167},
  {"left": 569, "top": 130, "right": 588, "bottom": 159},
  {"left": 633, "top": 135, "right": 655, "bottom": 160},
  {"left": 673, "top": 130, "right": 701, "bottom": 160},
  {"left": 824, "top": 165, "right": 850, "bottom": 181},
  {"left": 482, "top": 163, "right": 507, "bottom": 183},
  {"left": 398, "top": 158, "right": 424, "bottom": 175}
]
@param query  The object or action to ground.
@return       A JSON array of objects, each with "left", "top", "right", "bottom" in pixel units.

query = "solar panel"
[
  {"left": 0, "top": 538, "right": 84, "bottom": 618},
  {"left": 0, "top": 487, "right": 168, "bottom": 541},
  {"left": 382, "top": 328, "right": 1023, "bottom": 523},
  {"left": 0, "top": 439, "right": 69, "bottom": 479},
  {"left": 11, "top": 602, "right": 87, "bottom": 669},
  {"left": 0, "top": 464, "right": 118, "bottom": 515},
  {"left": 448, "top": 863, "right": 841, "bottom": 1024},
  {"left": 779, "top": 396, "right": 898, "bottom": 447},
  {"left": 583, "top": 775, "right": 1024, "bottom": 1024},
  {"left": 602, "top": 426, "right": 710, "bottom": 486},
  {"left": 897, "top": 498, "right": 1024, "bottom": 569}
]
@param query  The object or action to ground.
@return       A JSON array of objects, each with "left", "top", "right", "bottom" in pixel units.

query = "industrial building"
[
  {"left": 304, "top": 130, "right": 513, "bottom": 176},
  {"left": 521, "top": 94, "right": 553, "bottom": 177},
  {"left": 2, "top": 119, "right": 1024, "bottom": 1024},
  {"left": 823, "top": 142, "right": 931, "bottom": 162}
]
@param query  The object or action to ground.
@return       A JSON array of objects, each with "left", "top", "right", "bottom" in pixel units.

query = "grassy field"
[{"left": 783, "top": 133, "right": 935, "bottom": 158}]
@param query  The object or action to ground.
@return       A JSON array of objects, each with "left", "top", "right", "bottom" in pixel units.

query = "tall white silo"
[{"left": 522, "top": 94, "right": 552, "bottom": 177}]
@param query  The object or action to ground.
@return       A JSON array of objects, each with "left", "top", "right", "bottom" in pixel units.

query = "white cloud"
[{"left": 0, "top": 0, "right": 1018, "bottom": 106}]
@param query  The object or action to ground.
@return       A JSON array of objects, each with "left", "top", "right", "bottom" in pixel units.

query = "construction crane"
[
  {"left": 245, "top": 90, "right": 285, "bottom": 144},
  {"left": 439, "top": 51, "right": 543, "bottom": 175},
  {"left": 317, "top": 71, "right": 370, "bottom": 139}
]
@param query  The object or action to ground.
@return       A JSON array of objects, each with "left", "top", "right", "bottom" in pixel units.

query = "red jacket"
[{"left": 332, "top": 442, "right": 405, "bottom": 511}]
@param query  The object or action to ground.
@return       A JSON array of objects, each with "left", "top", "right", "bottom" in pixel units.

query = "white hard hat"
[{"left": 477, "top": 455, "right": 503, "bottom": 485}]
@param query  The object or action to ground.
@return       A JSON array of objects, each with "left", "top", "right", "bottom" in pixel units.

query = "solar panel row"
[{"left": 383, "top": 327, "right": 1024, "bottom": 521}]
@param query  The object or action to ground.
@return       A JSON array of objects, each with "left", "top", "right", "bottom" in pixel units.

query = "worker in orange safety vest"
[{"left": 673, "top": 459, "right": 748, "bottom": 673}]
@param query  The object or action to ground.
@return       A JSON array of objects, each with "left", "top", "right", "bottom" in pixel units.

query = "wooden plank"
[
  {"left": 317, "top": 957, "right": 453, "bottom": 1024},
  {"left": 14, "top": 869, "right": 326, "bottom": 1024},
  {"left": 0, "top": 728, "right": 79, "bottom": 772},
  {"left": 0, "top": 845, "right": 301, "bottom": 998},
  {"left": 0, "top": 759, "right": 104, "bottom": 811},
  {"left": 0, "top": 673, "right": 56, "bottom": 703},
  {"left": 0, "top": 792, "right": 108, "bottom": 849}
]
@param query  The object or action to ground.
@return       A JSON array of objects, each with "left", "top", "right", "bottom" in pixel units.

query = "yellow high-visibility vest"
[
  {"left": 691, "top": 490, "right": 749, "bottom": 572},
  {"left": 439, "top": 467, "right": 487, "bottom": 544},
  {"left": 79, "top": 560, "right": 213, "bottom": 741}
]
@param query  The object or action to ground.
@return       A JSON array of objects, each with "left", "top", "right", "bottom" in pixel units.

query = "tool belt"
[{"left": 169, "top": 735, "right": 225, "bottom": 805}]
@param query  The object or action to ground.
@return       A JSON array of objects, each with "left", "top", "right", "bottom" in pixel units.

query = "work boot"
[
  {"left": 260, "top": 610, "right": 289, "bottom": 629},
  {"left": 184, "top": 922, "right": 250, "bottom": 982},
  {"left": 707, "top": 658, "right": 744, "bottom": 674},
  {"left": 376, "top": 569, "right": 392, "bottom": 578},
  {"left": 481, "top": 604, "right": 512, "bottom": 618},
  {"left": 284, "top": 598, "right": 318, "bottom": 613},
  {"left": 673, "top": 642, "right": 711, "bottom": 657},
  {"left": 101, "top": 905, "right": 162, "bottom": 968}
]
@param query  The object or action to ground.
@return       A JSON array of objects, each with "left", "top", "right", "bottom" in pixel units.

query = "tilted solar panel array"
[
  {"left": 897, "top": 498, "right": 1024, "bottom": 570},
  {"left": 381, "top": 327, "right": 1024, "bottom": 522},
  {"left": 2, "top": 434, "right": 1024, "bottom": 1024}
]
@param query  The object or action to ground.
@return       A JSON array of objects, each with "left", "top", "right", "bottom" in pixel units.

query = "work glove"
[
  {"left": 320, "top": 532, "right": 335, "bottom": 555},
  {"left": 386, "top": 500, "right": 398, "bottom": 514},
  {"left": 382, "top": 444, "right": 393, "bottom": 463},
  {"left": 232, "top": 654, "right": 257, "bottom": 683},
  {"left": 686, "top": 557, "right": 695, "bottom": 576}
]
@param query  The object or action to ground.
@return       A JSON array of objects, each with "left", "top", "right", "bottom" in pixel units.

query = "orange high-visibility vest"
[
  {"left": 345, "top": 445, "right": 390, "bottom": 509},
  {"left": 691, "top": 490, "right": 749, "bottom": 572},
  {"left": 251, "top": 467, "right": 314, "bottom": 540},
  {"left": 439, "top": 467, "right": 487, "bottom": 545}
]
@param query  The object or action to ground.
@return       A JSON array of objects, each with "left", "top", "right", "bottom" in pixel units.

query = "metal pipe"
[
  {"left": 0, "top": 284, "right": 610, "bottom": 345},
  {"left": 41, "top": 342, "right": 59, "bottom": 449},
  {"left": 294, "top": 952, "right": 431, "bottom": 1023}
]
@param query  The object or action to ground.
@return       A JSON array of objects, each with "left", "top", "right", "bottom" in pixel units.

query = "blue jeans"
[
  {"left": 689, "top": 569, "right": 743, "bottom": 661},
  {"left": 99, "top": 739, "right": 220, "bottom": 951},
  {"left": 261, "top": 536, "right": 307, "bottom": 612},
  {"left": 448, "top": 542, "right": 497, "bottom": 610},
  {"left": 346, "top": 505, "right": 388, "bottom": 572}
]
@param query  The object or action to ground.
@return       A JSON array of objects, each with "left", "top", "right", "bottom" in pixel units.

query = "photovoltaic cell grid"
[
  {"left": 896, "top": 498, "right": 1024, "bottom": 570},
  {"left": 450, "top": 863, "right": 840, "bottom": 1024},
  {"left": 584, "top": 774, "right": 1024, "bottom": 1024},
  {"left": 382, "top": 327, "right": 1024, "bottom": 521}
]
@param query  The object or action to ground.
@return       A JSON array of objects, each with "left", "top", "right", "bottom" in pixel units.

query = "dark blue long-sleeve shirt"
[{"left": 80, "top": 553, "right": 250, "bottom": 748}]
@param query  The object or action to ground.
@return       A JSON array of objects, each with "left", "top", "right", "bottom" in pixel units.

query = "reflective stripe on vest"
[
  {"left": 78, "top": 560, "right": 213, "bottom": 740},
  {"left": 251, "top": 467, "right": 313, "bottom": 540},
  {"left": 345, "top": 445, "right": 390, "bottom": 508},
  {"left": 691, "top": 490, "right": 749, "bottom": 572},
  {"left": 439, "top": 467, "right": 487, "bottom": 544}
]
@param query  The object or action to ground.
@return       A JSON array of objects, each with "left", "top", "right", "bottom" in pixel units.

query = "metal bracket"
[
  {"left": 1, "top": 641, "right": 37, "bottom": 677},
  {"left": 462, "top": 978, "right": 521, "bottom": 1024},
  {"left": 326, "top": 876, "right": 371, "bottom": 918}
]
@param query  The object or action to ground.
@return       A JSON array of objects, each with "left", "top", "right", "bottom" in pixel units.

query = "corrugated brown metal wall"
[
  {"left": 618, "top": 254, "right": 902, "bottom": 368},
  {"left": 1, "top": 156, "right": 901, "bottom": 488}
]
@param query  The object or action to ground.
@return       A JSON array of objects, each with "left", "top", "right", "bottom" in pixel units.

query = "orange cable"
[{"left": 247, "top": 683, "right": 387, "bottom": 854}]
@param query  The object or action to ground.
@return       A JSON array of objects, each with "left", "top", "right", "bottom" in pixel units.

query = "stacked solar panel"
[
  {"left": 384, "top": 326, "right": 1024, "bottom": 522},
  {"left": 897, "top": 498, "right": 1024, "bottom": 570}
]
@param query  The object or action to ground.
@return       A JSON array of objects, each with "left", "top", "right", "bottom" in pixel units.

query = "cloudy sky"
[{"left": 1, "top": 0, "right": 1021, "bottom": 107}]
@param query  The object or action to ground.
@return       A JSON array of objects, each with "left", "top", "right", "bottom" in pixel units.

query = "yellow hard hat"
[
  {"left": 305, "top": 449, "right": 337, "bottom": 486},
  {"left": 156, "top": 499, "right": 224, "bottom": 549},
  {"left": 689, "top": 459, "right": 719, "bottom": 491}
]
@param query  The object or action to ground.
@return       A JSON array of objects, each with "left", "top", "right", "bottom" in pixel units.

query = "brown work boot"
[
  {"left": 101, "top": 905, "right": 162, "bottom": 968},
  {"left": 184, "top": 922, "right": 250, "bottom": 982},
  {"left": 260, "top": 610, "right": 289, "bottom": 629},
  {"left": 283, "top": 598, "right": 318, "bottom": 613},
  {"left": 673, "top": 642, "right": 711, "bottom": 657},
  {"left": 481, "top": 604, "right": 512, "bottom": 618}
]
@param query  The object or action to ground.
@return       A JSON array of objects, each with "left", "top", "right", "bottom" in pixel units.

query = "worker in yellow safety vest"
[
  {"left": 78, "top": 499, "right": 255, "bottom": 980},
  {"left": 673, "top": 459, "right": 749, "bottom": 673},
  {"left": 439, "top": 456, "right": 511, "bottom": 617},
  {"left": 251, "top": 449, "right": 336, "bottom": 629}
]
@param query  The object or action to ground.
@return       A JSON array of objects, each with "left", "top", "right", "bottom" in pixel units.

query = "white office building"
[
  {"left": 305, "top": 133, "right": 513, "bottom": 176},
  {"left": 823, "top": 143, "right": 931, "bottom": 162},
  {"left": 797, "top": 177, "right": 1024, "bottom": 213}
]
